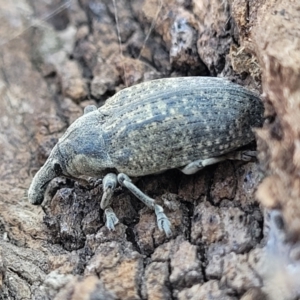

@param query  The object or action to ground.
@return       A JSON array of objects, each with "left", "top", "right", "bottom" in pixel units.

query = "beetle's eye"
[{"left": 54, "top": 163, "right": 63, "bottom": 176}]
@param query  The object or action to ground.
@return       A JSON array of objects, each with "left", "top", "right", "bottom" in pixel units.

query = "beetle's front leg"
[
  {"left": 117, "top": 173, "right": 172, "bottom": 237},
  {"left": 101, "top": 173, "right": 119, "bottom": 230}
]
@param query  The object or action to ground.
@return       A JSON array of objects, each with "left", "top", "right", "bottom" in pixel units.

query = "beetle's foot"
[
  {"left": 104, "top": 207, "right": 119, "bottom": 231},
  {"left": 118, "top": 173, "right": 172, "bottom": 236},
  {"left": 155, "top": 204, "right": 172, "bottom": 237},
  {"left": 225, "top": 150, "right": 257, "bottom": 161},
  {"left": 241, "top": 150, "right": 257, "bottom": 161}
]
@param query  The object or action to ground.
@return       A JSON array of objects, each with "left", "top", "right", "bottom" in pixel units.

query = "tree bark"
[{"left": 0, "top": 0, "right": 298, "bottom": 299}]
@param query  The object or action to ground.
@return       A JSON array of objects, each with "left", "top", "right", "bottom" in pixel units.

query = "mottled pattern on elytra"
[{"left": 96, "top": 77, "right": 263, "bottom": 176}]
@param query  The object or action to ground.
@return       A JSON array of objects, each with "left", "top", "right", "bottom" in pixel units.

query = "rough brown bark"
[{"left": 0, "top": 0, "right": 298, "bottom": 299}]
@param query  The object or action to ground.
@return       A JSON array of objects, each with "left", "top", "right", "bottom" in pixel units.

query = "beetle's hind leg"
[
  {"left": 181, "top": 150, "right": 257, "bottom": 175},
  {"left": 118, "top": 173, "right": 172, "bottom": 237},
  {"left": 101, "top": 173, "right": 119, "bottom": 230}
]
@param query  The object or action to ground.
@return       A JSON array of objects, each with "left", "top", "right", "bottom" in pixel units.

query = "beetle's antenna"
[
  {"left": 112, "top": 0, "right": 128, "bottom": 88},
  {"left": 137, "top": 0, "right": 163, "bottom": 60}
]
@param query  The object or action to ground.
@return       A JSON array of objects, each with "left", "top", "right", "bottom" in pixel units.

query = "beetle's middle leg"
[
  {"left": 117, "top": 173, "right": 172, "bottom": 237},
  {"left": 181, "top": 150, "right": 257, "bottom": 175},
  {"left": 101, "top": 173, "right": 119, "bottom": 230}
]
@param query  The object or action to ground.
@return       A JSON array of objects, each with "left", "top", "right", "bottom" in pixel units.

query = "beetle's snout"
[
  {"left": 28, "top": 175, "right": 46, "bottom": 205},
  {"left": 28, "top": 157, "right": 62, "bottom": 205}
]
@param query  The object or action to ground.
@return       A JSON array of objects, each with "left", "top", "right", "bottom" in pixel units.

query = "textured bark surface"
[
  {"left": 250, "top": 1, "right": 300, "bottom": 299},
  {"left": 0, "top": 0, "right": 298, "bottom": 299}
]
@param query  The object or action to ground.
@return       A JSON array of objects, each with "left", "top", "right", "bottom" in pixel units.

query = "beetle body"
[
  {"left": 101, "top": 77, "right": 263, "bottom": 176},
  {"left": 28, "top": 77, "right": 263, "bottom": 234}
]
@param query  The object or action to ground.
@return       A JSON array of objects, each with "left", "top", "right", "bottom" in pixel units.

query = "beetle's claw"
[
  {"left": 241, "top": 150, "right": 257, "bottom": 161},
  {"left": 155, "top": 204, "right": 172, "bottom": 237},
  {"left": 104, "top": 207, "right": 119, "bottom": 231}
]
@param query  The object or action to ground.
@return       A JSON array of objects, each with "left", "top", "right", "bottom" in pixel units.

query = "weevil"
[{"left": 28, "top": 77, "right": 263, "bottom": 236}]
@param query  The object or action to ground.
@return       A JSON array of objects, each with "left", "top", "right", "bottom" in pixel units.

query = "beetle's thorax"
[{"left": 57, "top": 110, "right": 114, "bottom": 177}]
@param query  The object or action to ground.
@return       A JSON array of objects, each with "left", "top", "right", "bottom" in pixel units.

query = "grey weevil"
[{"left": 28, "top": 77, "right": 264, "bottom": 236}]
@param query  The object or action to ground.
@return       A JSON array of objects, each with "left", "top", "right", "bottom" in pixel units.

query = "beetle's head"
[{"left": 28, "top": 106, "right": 111, "bottom": 205}]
